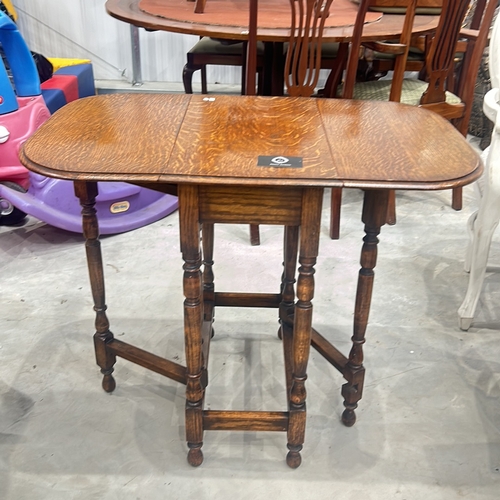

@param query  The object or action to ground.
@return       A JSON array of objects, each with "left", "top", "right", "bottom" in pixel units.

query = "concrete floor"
[{"left": 2, "top": 141, "right": 500, "bottom": 498}]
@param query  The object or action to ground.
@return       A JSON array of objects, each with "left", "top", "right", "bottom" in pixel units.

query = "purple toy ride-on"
[{"left": 0, "top": 10, "right": 178, "bottom": 232}]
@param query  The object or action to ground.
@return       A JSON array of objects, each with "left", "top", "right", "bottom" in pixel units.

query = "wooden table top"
[
  {"left": 105, "top": 0, "right": 440, "bottom": 42},
  {"left": 20, "top": 93, "right": 482, "bottom": 191},
  {"left": 137, "top": 0, "right": 383, "bottom": 30}
]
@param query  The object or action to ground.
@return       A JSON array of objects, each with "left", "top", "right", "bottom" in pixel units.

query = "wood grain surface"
[
  {"left": 138, "top": 0, "right": 382, "bottom": 29},
  {"left": 20, "top": 93, "right": 482, "bottom": 190},
  {"left": 106, "top": 0, "right": 439, "bottom": 42}
]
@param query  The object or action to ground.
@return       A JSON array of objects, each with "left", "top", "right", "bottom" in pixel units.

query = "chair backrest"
[
  {"left": 456, "top": 1, "right": 498, "bottom": 97},
  {"left": 420, "top": 0, "right": 476, "bottom": 106},
  {"left": 419, "top": 0, "right": 497, "bottom": 134},
  {"left": 245, "top": 0, "right": 419, "bottom": 99},
  {"left": 250, "top": 0, "right": 470, "bottom": 100},
  {"left": 342, "top": 0, "right": 418, "bottom": 101},
  {"left": 245, "top": 0, "right": 342, "bottom": 98},
  {"left": 282, "top": 0, "right": 418, "bottom": 99},
  {"left": 284, "top": 0, "right": 335, "bottom": 97}
]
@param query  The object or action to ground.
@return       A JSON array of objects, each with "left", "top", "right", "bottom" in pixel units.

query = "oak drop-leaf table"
[{"left": 20, "top": 93, "right": 482, "bottom": 468}]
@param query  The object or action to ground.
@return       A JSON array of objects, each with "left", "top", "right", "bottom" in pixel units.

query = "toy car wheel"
[{"left": 0, "top": 181, "right": 28, "bottom": 226}]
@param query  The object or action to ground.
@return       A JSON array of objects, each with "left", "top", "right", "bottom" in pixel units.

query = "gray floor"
[{"left": 2, "top": 135, "right": 500, "bottom": 498}]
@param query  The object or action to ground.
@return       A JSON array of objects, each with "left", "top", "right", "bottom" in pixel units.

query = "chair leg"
[
  {"left": 452, "top": 186, "right": 463, "bottom": 210},
  {"left": 257, "top": 68, "right": 264, "bottom": 95},
  {"left": 250, "top": 224, "right": 260, "bottom": 245},
  {"left": 458, "top": 132, "right": 500, "bottom": 329},
  {"left": 243, "top": 41, "right": 261, "bottom": 243},
  {"left": 241, "top": 41, "right": 248, "bottom": 95},
  {"left": 201, "top": 65, "right": 208, "bottom": 94},
  {"left": 321, "top": 43, "right": 349, "bottom": 98},
  {"left": 183, "top": 63, "right": 198, "bottom": 94},
  {"left": 386, "top": 189, "right": 396, "bottom": 225},
  {"left": 329, "top": 187, "right": 342, "bottom": 239},
  {"left": 458, "top": 196, "right": 500, "bottom": 330},
  {"left": 183, "top": 61, "right": 208, "bottom": 94}
]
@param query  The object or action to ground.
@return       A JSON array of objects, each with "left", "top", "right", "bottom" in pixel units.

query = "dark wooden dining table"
[
  {"left": 106, "top": 0, "right": 440, "bottom": 94},
  {"left": 20, "top": 92, "right": 481, "bottom": 467},
  {"left": 106, "top": 0, "right": 439, "bottom": 43}
]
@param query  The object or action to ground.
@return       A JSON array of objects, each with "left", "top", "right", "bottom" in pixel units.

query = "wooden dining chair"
[
  {"left": 367, "top": 1, "right": 482, "bottom": 82},
  {"left": 245, "top": 0, "right": 419, "bottom": 245},
  {"left": 366, "top": 1, "right": 497, "bottom": 155},
  {"left": 245, "top": 0, "right": 353, "bottom": 244},
  {"left": 244, "top": 0, "right": 337, "bottom": 244},
  {"left": 182, "top": 37, "right": 266, "bottom": 94},
  {"left": 329, "top": 0, "right": 497, "bottom": 239},
  {"left": 182, "top": 38, "right": 350, "bottom": 98},
  {"left": 355, "top": 0, "right": 443, "bottom": 78}
]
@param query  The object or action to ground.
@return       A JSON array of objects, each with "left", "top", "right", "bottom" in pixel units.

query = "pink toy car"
[
  {"left": 0, "top": 10, "right": 50, "bottom": 224},
  {"left": 0, "top": 11, "right": 178, "bottom": 232},
  {"left": 0, "top": 95, "right": 50, "bottom": 224}
]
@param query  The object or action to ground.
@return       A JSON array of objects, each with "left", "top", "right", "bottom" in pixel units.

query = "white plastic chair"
[{"left": 458, "top": 10, "right": 500, "bottom": 330}]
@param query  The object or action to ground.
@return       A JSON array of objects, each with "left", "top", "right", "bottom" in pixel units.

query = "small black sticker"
[{"left": 258, "top": 155, "right": 303, "bottom": 168}]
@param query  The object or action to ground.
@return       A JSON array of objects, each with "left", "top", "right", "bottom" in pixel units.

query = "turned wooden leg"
[
  {"left": 179, "top": 185, "right": 205, "bottom": 467},
  {"left": 342, "top": 189, "right": 388, "bottom": 427},
  {"left": 74, "top": 181, "right": 116, "bottom": 393},
  {"left": 202, "top": 222, "right": 215, "bottom": 326},
  {"left": 287, "top": 188, "right": 323, "bottom": 468},
  {"left": 279, "top": 225, "right": 299, "bottom": 340}
]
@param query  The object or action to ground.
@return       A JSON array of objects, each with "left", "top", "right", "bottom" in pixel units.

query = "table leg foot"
[
  {"left": 341, "top": 407, "right": 357, "bottom": 427},
  {"left": 94, "top": 332, "right": 117, "bottom": 393},
  {"left": 341, "top": 379, "right": 361, "bottom": 427},
  {"left": 459, "top": 316, "right": 473, "bottom": 331},
  {"left": 187, "top": 444, "right": 204, "bottom": 467},
  {"left": 101, "top": 370, "right": 116, "bottom": 393},
  {"left": 286, "top": 445, "right": 302, "bottom": 469}
]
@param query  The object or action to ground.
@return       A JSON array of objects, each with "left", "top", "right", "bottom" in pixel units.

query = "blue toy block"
[
  {"left": 55, "top": 63, "right": 95, "bottom": 98},
  {"left": 41, "top": 87, "right": 67, "bottom": 114}
]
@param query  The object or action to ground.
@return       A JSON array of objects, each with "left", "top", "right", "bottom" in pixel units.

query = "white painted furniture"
[{"left": 458, "top": 11, "right": 500, "bottom": 330}]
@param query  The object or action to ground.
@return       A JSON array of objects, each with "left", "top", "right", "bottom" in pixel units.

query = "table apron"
[{"left": 196, "top": 185, "right": 313, "bottom": 225}]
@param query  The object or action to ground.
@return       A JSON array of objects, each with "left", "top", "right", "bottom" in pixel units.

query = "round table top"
[{"left": 105, "top": 0, "right": 440, "bottom": 42}]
